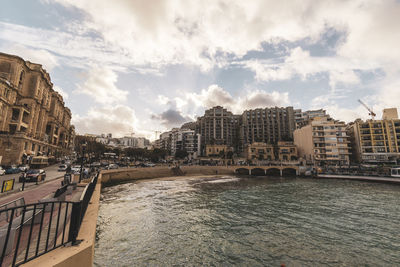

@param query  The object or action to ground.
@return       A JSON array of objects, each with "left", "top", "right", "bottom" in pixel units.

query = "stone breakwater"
[{"left": 100, "top": 166, "right": 236, "bottom": 185}]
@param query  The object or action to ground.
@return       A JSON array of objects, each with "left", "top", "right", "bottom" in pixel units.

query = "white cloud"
[
  {"left": 177, "top": 84, "right": 290, "bottom": 115},
  {"left": 72, "top": 105, "right": 137, "bottom": 137},
  {"left": 1, "top": 44, "right": 59, "bottom": 71},
  {"left": 245, "top": 47, "right": 367, "bottom": 90},
  {"left": 74, "top": 66, "right": 128, "bottom": 104}
]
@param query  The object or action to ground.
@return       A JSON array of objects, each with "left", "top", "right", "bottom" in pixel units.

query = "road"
[{"left": 0, "top": 164, "right": 65, "bottom": 193}]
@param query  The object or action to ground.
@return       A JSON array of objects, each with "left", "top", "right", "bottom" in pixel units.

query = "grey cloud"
[{"left": 151, "top": 109, "right": 192, "bottom": 127}]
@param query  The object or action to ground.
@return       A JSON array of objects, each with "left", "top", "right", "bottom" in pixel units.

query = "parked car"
[
  {"left": 18, "top": 164, "right": 30, "bottom": 172},
  {"left": 0, "top": 167, "right": 5, "bottom": 176},
  {"left": 5, "top": 166, "right": 21, "bottom": 174},
  {"left": 58, "top": 164, "right": 68, "bottom": 172},
  {"left": 19, "top": 169, "right": 46, "bottom": 182},
  {"left": 71, "top": 165, "right": 82, "bottom": 174},
  {"left": 108, "top": 164, "right": 119, "bottom": 169}
]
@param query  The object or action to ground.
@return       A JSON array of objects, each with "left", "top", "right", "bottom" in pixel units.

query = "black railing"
[{"left": 0, "top": 172, "right": 99, "bottom": 266}]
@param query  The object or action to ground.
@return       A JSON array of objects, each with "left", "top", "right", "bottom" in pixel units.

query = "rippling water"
[{"left": 94, "top": 176, "right": 400, "bottom": 266}]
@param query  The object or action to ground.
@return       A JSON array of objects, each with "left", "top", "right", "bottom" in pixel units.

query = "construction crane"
[
  {"left": 154, "top": 131, "right": 161, "bottom": 140},
  {"left": 358, "top": 99, "right": 376, "bottom": 120}
]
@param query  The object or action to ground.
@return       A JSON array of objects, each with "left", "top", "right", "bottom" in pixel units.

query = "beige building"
[
  {"left": 244, "top": 142, "right": 274, "bottom": 160},
  {"left": 347, "top": 109, "right": 400, "bottom": 164},
  {"left": 205, "top": 144, "right": 230, "bottom": 157},
  {"left": 294, "top": 116, "right": 350, "bottom": 166},
  {"left": 0, "top": 53, "right": 74, "bottom": 165},
  {"left": 277, "top": 141, "right": 297, "bottom": 161}
]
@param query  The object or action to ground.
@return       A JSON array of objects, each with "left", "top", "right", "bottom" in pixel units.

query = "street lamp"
[{"left": 79, "top": 142, "right": 87, "bottom": 183}]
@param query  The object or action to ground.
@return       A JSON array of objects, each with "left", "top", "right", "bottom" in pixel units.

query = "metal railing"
[{"left": 0, "top": 173, "right": 99, "bottom": 266}]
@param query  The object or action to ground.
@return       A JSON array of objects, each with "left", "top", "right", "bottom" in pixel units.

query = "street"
[{"left": 0, "top": 164, "right": 65, "bottom": 193}]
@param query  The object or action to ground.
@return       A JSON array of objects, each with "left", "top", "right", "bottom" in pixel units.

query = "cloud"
[
  {"left": 74, "top": 66, "right": 128, "bottom": 104},
  {"left": 1, "top": 44, "right": 59, "bottom": 71},
  {"left": 245, "top": 47, "right": 367, "bottom": 90},
  {"left": 72, "top": 105, "right": 137, "bottom": 137},
  {"left": 175, "top": 84, "right": 290, "bottom": 116},
  {"left": 151, "top": 109, "right": 192, "bottom": 128}
]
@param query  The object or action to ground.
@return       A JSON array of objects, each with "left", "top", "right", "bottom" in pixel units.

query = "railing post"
[{"left": 68, "top": 201, "right": 82, "bottom": 245}]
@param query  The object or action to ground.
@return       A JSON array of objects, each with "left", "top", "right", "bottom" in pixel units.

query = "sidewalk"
[{"left": 0, "top": 178, "right": 64, "bottom": 206}]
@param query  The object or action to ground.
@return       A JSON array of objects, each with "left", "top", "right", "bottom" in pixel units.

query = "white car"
[
  {"left": 0, "top": 167, "right": 5, "bottom": 176},
  {"left": 58, "top": 164, "right": 68, "bottom": 172},
  {"left": 71, "top": 165, "right": 82, "bottom": 174}
]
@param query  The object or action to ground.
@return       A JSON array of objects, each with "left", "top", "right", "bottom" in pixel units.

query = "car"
[
  {"left": 18, "top": 165, "right": 29, "bottom": 172},
  {"left": 19, "top": 169, "right": 46, "bottom": 182},
  {"left": 5, "top": 166, "right": 21, "bottom": 174},
  {"left": 108, "top": 164, "right": 119, "bottom": 169},
  {"left": 71, "top": 165, "right": 82, "bottom": 174},
  {"left": 58, "top": 164, "right": 68, "bottom": 172},
  {"left": 0, "top": 167, "right": 5, "bottom": 176},
  {"left": 145, "top": 163, "right": 156, "bottom": 167}
]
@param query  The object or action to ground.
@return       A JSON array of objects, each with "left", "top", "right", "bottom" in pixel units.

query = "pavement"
[{"left": 0, "top": 165, "right": 67, "bottom": 205}]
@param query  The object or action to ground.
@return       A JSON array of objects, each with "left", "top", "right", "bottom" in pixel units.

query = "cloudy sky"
[{"left": 1, "top": 0, "right": 399, "bottom": 139}]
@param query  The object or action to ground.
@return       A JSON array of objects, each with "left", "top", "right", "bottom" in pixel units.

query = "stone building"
[
  {"left": 241, "top": 107, "right": 295, "bottom": 145},
  {"left": 294, "top": 116, "right": 350, "bottom": 166},
  {"left": 347, "top": 108, "right": 400, "bottom": 164},
  {"left": 0, "top": 53, "right": 74, "bottom": 165},
  {"left": 244, "top": 142, "right": 274, "bottom": 161},
  {"left": 196, "top": 106, "right": 241, "bottom": 154}
]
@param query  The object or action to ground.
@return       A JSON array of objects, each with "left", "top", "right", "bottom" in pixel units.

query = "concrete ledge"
[
  {"left": 101, "top": 166, "right": 236, "bottom": 185},
  {"left": 22, "top": 175, "right": 102, "bottom": 267}
]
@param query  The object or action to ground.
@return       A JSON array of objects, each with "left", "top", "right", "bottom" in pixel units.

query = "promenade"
[{"left": 318, "top": 174, "right": 400, "bottom": 185}]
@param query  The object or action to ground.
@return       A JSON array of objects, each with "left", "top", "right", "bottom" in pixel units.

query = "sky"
[{"left": 0, "top": 0, "right": 399, "bottom": 140}]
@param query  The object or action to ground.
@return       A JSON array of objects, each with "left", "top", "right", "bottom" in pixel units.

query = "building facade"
[
  {"left": 241, "top": 106, "right": 295, "bottom": 145},
  {"left": 294, "top": 109, "right": 328, "bottom": 129},
  {"left": 196, "top": 106, "right": 241, "bottom": 154},
  {"left": 244, "top": 142, "right": 274, "bottom": 161},
  {"left": 347, "top": 109, "right": 400, "bottom": 164},
  {"left": 0, "top": 53, "right": 74, "bottom": 165},
  {"left": 294, "top": 116, "right": 350, "bottom": 166}
]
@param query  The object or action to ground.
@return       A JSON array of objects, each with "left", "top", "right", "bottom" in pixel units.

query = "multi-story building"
[
  {"left": 196, "top": 106, "right": 240, "bottom": 154},
  {"left": 205, "top": 144, "right": 231, "bottom": 157},
  {"left": 347, "top": 109, "right": 400, "bottom": 164},
  {"left": 0, "top": 53, "right": 74, "bottom": 165},
  {"left": 241, "top": 106, "right": 295, "bottom": 145},
  {"left": 294, "top": 109, "right": 328, "bottom": 129},
  {"left": 294, "top": 116, "right": 350, "bottom": 166},
  {"left": 244, "top": 142, "right": 274, "bottom": 161},
  {"left": 277, "top": 141, "right": 297, "bottom": 161},
  {"left": 156, "top": 128, "right": 200, "bottom": 158}
]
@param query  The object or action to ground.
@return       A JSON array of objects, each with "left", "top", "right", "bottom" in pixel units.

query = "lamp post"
[{"left": 79, "top": 142, "right": 87, "bottom": 183}]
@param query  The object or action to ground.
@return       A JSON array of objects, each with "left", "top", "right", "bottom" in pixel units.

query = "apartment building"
[
  {"left": 347, "top": 109, "right": 400, "bottom": 164},
  {"left": 196, "top": 106, "right": 240, "bottom": 153},
  {"left": 294, "top": 109, "right": 328, "bottom": 129},
  {"left": 241, "top": 106, "right": 295, "bottom": 145},
  {"left": 294, "top": 116, "right": 350, "bottom": 166},
  {"left": 0, "top": 53, "right": 74, "bottom": 165}
]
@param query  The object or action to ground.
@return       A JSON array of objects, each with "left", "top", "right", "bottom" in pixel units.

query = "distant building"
[
  {"left": 205, "top": 144, "right": 231, "bottom": 157},
  {"left": 277, "top": 141, "right": 297, "bottom": 161},
  {"left": 156, "top": 128, "right": 201, "bottom": 158},
  {"left": 347, "top": 108, "right": 400, "bottom": 164},
  {"left": 0, "top": 53, "right": 74, "bottom": 165},
  {"left": 294, "top": 116, "right": 350, "bottom": 166},
  {"left": 241, "top": 106, "right": 295, "bottom": 145},
  {"left": 196, "top": 106, "right": 240, "bottom": 154},
  {"left": 294, "top": 109, "right": 328, "bottom": 129},
  {"left": 244, "top": 142, "right": 274, "bottom": 161}
]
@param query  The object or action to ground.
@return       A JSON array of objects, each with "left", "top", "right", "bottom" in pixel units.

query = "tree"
[{"left": 175, "top": 149, "right": 188, "bottom": 159}]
